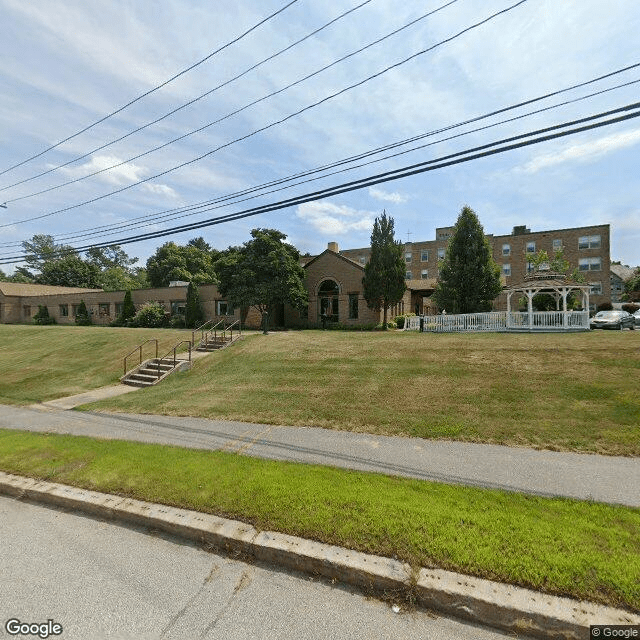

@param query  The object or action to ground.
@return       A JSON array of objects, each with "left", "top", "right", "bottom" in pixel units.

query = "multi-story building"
[{"left": 0, "top": 223, "right": 612, "bottom": 329}]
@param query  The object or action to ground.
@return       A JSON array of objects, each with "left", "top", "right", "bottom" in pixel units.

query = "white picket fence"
[{"left": 404, "top": 310, "right": 589, "bottom": 333}]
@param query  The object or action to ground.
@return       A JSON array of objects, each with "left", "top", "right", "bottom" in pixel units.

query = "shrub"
[
  {"left": 74, "top": 300, "right": 92, "bottom": 325},
  {"left": 33, "top": 305, "right": 56, "bottom": 325},
  {"left": 169, "top": 315, "right": 186, "bottom": 329},
  {"left": 395, "top": 315, "right": 405, "bottom": 329},
  {"left": 130, "top": 302, "right": 168, "bottom": 328},
  {"left": 621, "top": 303, "right": 640, "bottom": 314},
  {"left": 596, "top": 302, "right": 613, "bottom": 312}
]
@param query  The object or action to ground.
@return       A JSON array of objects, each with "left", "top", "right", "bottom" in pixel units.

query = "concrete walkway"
[{"left": 1, "top": 402, "right": 638, "bottom": 507}]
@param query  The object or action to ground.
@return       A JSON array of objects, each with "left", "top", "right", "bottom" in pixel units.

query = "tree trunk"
[{"left": 383, "top": 303, "right": 388, "bottom": 329}]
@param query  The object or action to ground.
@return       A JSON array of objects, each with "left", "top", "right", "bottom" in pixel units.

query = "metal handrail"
[
  {"left": 191, "top": 319, "right": 222, "bottom": 348},
  {"left": 123, "top": 339, "right": 158, "bottom": 376},
  {"left": 224, "top": 319, "right": 241, "bottom": 342},
  {"left": 155, "top": 340, "right": 192, "bottom": 379}
]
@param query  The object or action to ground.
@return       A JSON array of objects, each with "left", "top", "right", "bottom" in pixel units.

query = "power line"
[
  {"left": 0, "top": 0, "right": 528, "bottom": 228},
  {"left": 1, "top": 0, "right": 460, "bottom": 205},
  {"left": 0, "top": 0, "right": 299, "bottom": 177},
  {"left": 2, "top": 102, "right": 638, "bottom": 265},
  {"left": 1, "top": 69, "right": 636, "bottom": 250},
  {"left": 0, "top": 0, "right": 374, "bottom": 194}
]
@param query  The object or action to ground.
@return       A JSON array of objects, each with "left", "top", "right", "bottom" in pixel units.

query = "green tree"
[
  {"left": 216, "top": 229, "right": 307, "bottom": 330},
  {"left": 75, "top": 300, "right": 92, "bottom": 325},
  {"left": 22, "top": 234, "right": 77, "bottom": 274},
  {"left": 623, "top": 267, "right": 640, "bottom": 301},
  {"left": 185, "top": 282, "right": 205, "bottom": 328},
  {"left": 187, "top": 236, "right": 211, "bottom": 252},
  {"left": 36, "top": 255, "right": 102, "bottom": 289},
  {"left": 85, "top": 245, "right": 138, "bottom": 270},
  {"left": 146, "top": 242, "right": 216, "bottom": 287},
  {"left": 362, "top": 211, "right": 406, "bottom": 328},
  {"left": 433, "top": 206, "right": 502, "bottom": 314},
  {"left": 118, "top": 290, "right": 136, "bottom": 325},
  {"left": 33, "top": 305, "right": 56, "bottom": 325}
]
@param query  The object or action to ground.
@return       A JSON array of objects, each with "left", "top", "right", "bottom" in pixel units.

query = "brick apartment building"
[{"left": 0, "top": 223, "right": 612, "bottom": 329}]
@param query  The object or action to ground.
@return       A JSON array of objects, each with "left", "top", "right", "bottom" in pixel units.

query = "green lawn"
[
  {"left": 0, "top": 325, "right": 190, "bottom": 404},
  {"left": 84, "top": 329, "right": 640, "bottom": 456},
  {"left": 1, "top": 429, "right": 638, "bottom": 612}
]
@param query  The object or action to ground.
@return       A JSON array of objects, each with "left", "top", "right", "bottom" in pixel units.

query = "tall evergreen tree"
[
  {"left": 433, "top": 206, "right": 502, "bottom": 314},
  {"left": 362, "top": 211, "right": 406, "bottom": 328},
  {"left": 118, "top": 290, "right": 136, "bottom": 324},
  {"left": 185, "top": 282, "right": 205, "bottom": 328}
]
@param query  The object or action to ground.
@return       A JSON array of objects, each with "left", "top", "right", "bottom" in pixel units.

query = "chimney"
[{"left": 327, "top": 242, "right": 339, "bottom": 253}]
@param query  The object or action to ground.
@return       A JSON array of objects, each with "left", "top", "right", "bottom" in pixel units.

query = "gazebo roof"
[{"left": 507, "top": 271, "right": 591, "bottom": 293}]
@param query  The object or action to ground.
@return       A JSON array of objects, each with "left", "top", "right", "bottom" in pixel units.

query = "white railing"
[{"left": 405, "top": 310, "right": 589, "bottom": 332}]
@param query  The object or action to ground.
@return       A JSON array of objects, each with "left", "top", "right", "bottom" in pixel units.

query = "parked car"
[
  {"left": 634, "top": 309, "right": 640, "bottom": 327},
  {"left": 590, "top": 310, "right": 635, "bottom": 330}
]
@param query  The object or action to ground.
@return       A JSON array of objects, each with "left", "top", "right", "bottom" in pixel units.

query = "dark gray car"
[{"left": 590, "top": 310, "right": 635, "bottom": 330}]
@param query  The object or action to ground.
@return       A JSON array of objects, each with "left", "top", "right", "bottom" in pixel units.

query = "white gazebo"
[{"left": 505, "top": 272, "right": 591, "bottom": 331}]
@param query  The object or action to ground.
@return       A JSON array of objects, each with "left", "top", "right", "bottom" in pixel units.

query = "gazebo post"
[
  {"left": 527, "top": 291, "right": 534, "bottom": 330},
  {"left": 562, "top": 288, "right": 568, "bottom": 328},
  {"left": 506, "top": 292, "right": 511, "bottom": 329}
]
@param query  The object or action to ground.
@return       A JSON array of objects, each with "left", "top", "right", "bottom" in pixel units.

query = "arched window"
[{"left": 318, "top": 279, "right": 339, "bottom": 323}]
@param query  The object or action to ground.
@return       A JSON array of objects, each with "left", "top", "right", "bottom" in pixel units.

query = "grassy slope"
[
  {"left": 86, "top": 330, "right": 640, "bottom": 455},
  {"left": 1, "top": 429, "right": 638, "bottom": 612},
  {"left": 0, "top": 325, "right": 190, "bottom": 404}
]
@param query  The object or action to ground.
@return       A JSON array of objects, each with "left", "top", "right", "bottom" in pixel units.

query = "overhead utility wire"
[
  {"left": 2, "top": 0, "right": 459, "bottom": 204},
  {"left": 0, "top": 0, "right": 299, "bottom": 177},
  {"left": 0, "top": 0, "right": 375, "bottom": 193},
  {"left": 0, "top": 0, "right": 529, "bottom": 228},
  {"left": 4, "top": 77, "right": 635, "bottom": 253},
  {"left": 2, "top": 103, "right": 638, "bottom": 264},
  {"left": 1, "top": 67, "right": 636, "bottom": 249}
]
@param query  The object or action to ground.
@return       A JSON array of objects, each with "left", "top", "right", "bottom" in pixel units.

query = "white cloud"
[
  {"left": 143, "top": 183, "right": 178, "bottom": 198},
  {"left": 296, "top": 201, "right": 375, "bottom": 235},
  {"left": 57, "top": 155, "right": 147, "bottom": 185},
  {"left": 519, "top": 129, "right": 640, "bottom": 174},
  {"left": 368, "top": 187, "right": 408, "bottom": 203}
]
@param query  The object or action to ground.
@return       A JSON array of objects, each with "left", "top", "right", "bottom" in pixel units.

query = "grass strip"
[
  {"left": 85, "top": 330, "right": 640, "bottom": 456},
  {"left": 0, "top": 429, "right": 638, "bottom": 612},
  {"left": 0, "top": 325, "right": 191, "bottom": 404}
]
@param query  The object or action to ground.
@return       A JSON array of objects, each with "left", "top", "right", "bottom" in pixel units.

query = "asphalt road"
[
  {"left": 0, "top": 495, "right": 520, "bottom": 640},
  {"left": 1, "top": 404, "right": 638, "bottom": 506}
]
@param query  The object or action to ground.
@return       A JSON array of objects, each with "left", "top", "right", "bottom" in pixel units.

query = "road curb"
[{"left": 1, "top": 471, "right": 637, "bottom": 639}]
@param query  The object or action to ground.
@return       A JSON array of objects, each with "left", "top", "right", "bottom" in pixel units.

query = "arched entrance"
[{"left": 318, "top": 279, "right": 339, "bottom": 323}]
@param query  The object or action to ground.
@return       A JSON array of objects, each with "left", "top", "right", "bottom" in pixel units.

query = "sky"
[{"left": 1, "top": 0, "right": 639, "bottom": 271}]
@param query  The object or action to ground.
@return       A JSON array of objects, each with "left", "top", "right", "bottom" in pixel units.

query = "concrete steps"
[
  {"left": 196, "top": 335, "right": 236, "bottom": 352},
  {"left": 121, "top": 358, "right": 189, "bottom": 388}
]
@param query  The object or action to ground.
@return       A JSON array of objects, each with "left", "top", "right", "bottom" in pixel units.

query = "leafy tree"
[
  {"left": 623, "top": 267, "right": 640, "bottom": 301},
  {"left": 75, "top": 300, "right": 92, "bottom": 325},
  {"left": 185, "top": 282, "right": 205, "bottom": 328},
  {"left": 216, "top": 228, "right": 307, "bottom": 329},
  {"left": 187, "top": 236, "right": 211, "bottom": 252},
  {"left": 85, "top": 245, "right": 138, "bottom": 270},
  {"left": 146, "top": 242, "right": 216, "bottom": 287},
  {"left": 9, "top": 267, "right": 35, "bottom": 283},
  {"left": 22, "top": 234, "right": 77, "bottom": 274},
  {"left": 433, "top": 206, "right": 502, "bottom": 314},
  {"left": 36, "top": 255, "right": 102, "bottom": 289},
  {"left": 529, "top": 249, "right": 585, "bottom": 311},
  {"left": 362, "top": 211, "right": 406, "bottom": 328},
  {"left": 98, "top": 266, "right": 149, "bottom": 292}
]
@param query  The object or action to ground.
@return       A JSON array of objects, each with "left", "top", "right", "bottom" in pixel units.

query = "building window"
[
  {"left": 359, "top": 256, "right": 366, "bottom": 265},
  {"left": 579, "top": 235, "right": 601, "bottom": 249},
  {"left": 526, "top": 261, "right": 535, "bottom": 274},
  {"left": 420, "top": 250, "right": 429, "bottom": 262},
  {"left": 318, "top": 279, "right": 339, "bottom": 323},
  {"left": 71, "top": 304, "right": 80, "bottom": 317},
  {"left": 115, "top": 303, "right": 124, "bottom": 317},
  {"left": 348, "top": 294, "right": 359, "bottom": 319},
  {"left": 590, "top": 282, "right": 602, "bottom": 295},
  {"left": 421, "top": 269, "right": 429, "bottom": 279},
  {"left": 437, "top": 247, "right": 445, "bottom": 260},
  {"left": 502, "top": 244, "right": 511, "bottom": 256},
  {"left": 502, "top": 264, "right": 511, "bottom": 277},
  {"left": 552, "top": 238, "right": 562, "bottom": 251},
  {"left": 405, "top": 271, "right": 412, "bottom": 280},
  {"left": 59, "top": 304, "right": 69, "bottom": 317},
  {"left": 579, "top": 257, "right": 601, "bottom": 271},
  {"left": 405, "top": 252, "right": 412, "bottom": 263},
  {"left": 23, "top": 305, "right": 31, "bottom": 318},
  {"left": 98, "top": 303, "right": 110, "bottom": 317},
  {"left": 526, "top": 241, "right": 536, "bottom": 253},
  {"left": 217, "top": 300, "right": 234, "bottom": 316},
  {"left": 171, "top": 301, "right": 186, "bottom": 315}
]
